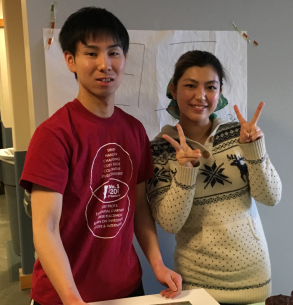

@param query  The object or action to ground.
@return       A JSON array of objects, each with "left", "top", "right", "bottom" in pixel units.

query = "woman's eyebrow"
[{"left": 183, "top": 78, "right": 219, "bottom": 84}]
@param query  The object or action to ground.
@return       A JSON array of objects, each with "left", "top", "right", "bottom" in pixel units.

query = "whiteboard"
[{"left": 44, "top": 29, "right": 247, "bottom": 140}]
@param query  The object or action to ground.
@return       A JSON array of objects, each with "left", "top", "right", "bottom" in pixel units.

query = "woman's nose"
[{"left": 195, "top": 87, "right": 206, "bottom": 101}]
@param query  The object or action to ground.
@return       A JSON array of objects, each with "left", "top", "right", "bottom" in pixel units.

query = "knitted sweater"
[{"left": 146, "top": 118, "right": 282, "bottom": 304}]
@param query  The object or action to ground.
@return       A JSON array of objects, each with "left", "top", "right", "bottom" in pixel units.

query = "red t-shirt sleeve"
[
  {"left": 136, "top": 125, "right": 153, "bottom": 184},
  {"left": 20, "top": 125, "right": 70, "bottom": 194}
]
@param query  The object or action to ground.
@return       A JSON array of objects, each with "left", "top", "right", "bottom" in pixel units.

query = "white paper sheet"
[
  {"left": 88, "top": 289, "right": 219, "bottom": 305},
  {"left": 43, "top": 29, "right": 246, "bottom": 140}
]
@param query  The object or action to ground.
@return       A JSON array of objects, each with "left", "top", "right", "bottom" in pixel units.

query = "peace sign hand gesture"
[
  {"left": 234, "top": 102, "right": 265, "bottom": 144},
  {"left": 162, "top": 124, "right": 201, "bottom": 168}
]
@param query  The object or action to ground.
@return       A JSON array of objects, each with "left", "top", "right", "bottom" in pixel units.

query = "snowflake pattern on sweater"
[{"left": 146, "top": 119, "right": 282, "bottom": 304}]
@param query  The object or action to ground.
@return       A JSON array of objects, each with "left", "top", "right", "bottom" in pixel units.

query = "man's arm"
[
  {"left": 31, "top": 184, "right": 87, "bottom": 305},
  {"left": 134, "top": 182, "right": 182, "bottom": 298}
]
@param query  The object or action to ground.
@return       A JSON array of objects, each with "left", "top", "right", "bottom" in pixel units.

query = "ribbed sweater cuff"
[
  {"left": 175, "top": 164, "right": 198, "bottom": 186},
  {"left": 239, "top": 136, "right": 267, "bottom": 161}
]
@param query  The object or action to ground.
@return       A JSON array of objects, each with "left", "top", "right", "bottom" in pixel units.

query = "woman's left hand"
[{"left": 234, "top": 102, "right": 264, "bottom": 144}]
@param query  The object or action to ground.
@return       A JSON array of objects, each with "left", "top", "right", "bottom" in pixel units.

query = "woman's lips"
[{"left": 190, "top": 104, "right": 207, "bottom": 111}]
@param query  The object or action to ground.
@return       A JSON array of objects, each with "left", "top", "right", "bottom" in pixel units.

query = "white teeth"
[
  {"left": 193, "top": 105, "right": 205, "bottom": 109},
  {"left": 101, "top": 78, "right": 111, "bottom": 82}
]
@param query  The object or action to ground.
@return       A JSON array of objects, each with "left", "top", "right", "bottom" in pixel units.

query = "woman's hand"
[
  {"left": 234, "top": 102, "right": 264, "bottom": 144},
  {"left": 162, "top": 124, "right": 201, "bottom": 167}
]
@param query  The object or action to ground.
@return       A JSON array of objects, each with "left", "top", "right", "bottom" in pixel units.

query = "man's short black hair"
[{"left": 59, "top": 7, "right": 129, "bottom": 56}]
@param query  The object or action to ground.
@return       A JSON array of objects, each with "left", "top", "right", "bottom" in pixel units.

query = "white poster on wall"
[{"left": 44, "top": 29, "right": 247, "bottom": 140}]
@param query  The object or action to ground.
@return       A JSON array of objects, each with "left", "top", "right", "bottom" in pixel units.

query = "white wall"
[{"left": 0, "top": 0, "right": 13, "bottom": 129}]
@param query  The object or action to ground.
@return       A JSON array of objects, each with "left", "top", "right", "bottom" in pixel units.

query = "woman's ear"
[
  {"left": 64, "top": 51, "right": 76, "bottom": 73},
  {"left": 170, "top": 83, "right": 177, "bottom": 100}
]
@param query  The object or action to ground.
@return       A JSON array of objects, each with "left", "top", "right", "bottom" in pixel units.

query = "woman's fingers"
[
  {"left": 251, "top": 102, "right": 265, "bottom": 125},
  {"left": 239, "top": 126, "right": 263, "bottom": 143},
  {"left": 176, "top": 150, "right": 201, "bottom": 167},
  {"left": 235, "top": 102, "right": 265, "bottom": 127},
  {"left": 233, "top": 105, "right": 246, "bottom": 124},
  {"left": 162, "top": 134, "right": 182, "bottom": 151},
  {"left": 176, "top": 150, "right": 201, "bottom": 160},
  {"left": 250, "top": 129, "right": 264, "bottom": 142},
  {"left": 163, "top": 131, "right": 201, "bottom": 167},
  {"left": 238, "top": 127, "right": 250, "bottom": 144},
  {"left": 176, "top": 124, "right": 187, "bottom": 146}
]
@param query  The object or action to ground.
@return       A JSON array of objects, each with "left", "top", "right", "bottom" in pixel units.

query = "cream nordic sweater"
[{"left": 146, "top": 119, "right": 282, "bottom": 304}]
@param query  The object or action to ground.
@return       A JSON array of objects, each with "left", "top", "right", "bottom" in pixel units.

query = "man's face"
[{"left": 65, "top": 36, "right": 126, "bottom": 104}]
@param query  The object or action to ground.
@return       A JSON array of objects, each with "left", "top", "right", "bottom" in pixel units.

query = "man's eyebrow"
[
  {"left": 83, "top": 44, "right": 122, "bottom": 50},
  {"left": 183, "top": 78, "right": 219, "bottom": 84}
]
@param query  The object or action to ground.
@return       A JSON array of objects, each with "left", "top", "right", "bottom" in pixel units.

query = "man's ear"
[
  {"left": 64, "top": 51, "right": 76, "bottom": 73},
  {"left": 170, "top": 83, "right": 177, "bottom": 100}
]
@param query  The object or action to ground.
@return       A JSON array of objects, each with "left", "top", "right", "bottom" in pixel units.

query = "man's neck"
[{"left": 76, "top": 93, "right": 115, "bottom": 118}]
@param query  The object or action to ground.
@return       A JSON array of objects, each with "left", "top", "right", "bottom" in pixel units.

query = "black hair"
[
  {"left": 59, "top": 7, "right": 129, "bottom": 56},
  {"left": 172, "top": 50, "right": 226, "bottom": 88}
]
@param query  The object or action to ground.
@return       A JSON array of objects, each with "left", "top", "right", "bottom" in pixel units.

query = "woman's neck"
[{"left": 178, "top": 118, "right": 213, "bottom": 145}]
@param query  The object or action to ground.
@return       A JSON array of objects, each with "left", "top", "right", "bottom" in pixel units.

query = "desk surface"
[
  {"left": 89, "top": 289, "right": 266, "bottom": 305},
  {"left": 89, "top": 289, "right": 219, "bottom": 305}
]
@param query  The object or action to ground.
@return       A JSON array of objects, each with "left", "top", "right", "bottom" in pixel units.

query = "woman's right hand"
[{"left": 162, "top": 124, "right": 201, "bottom": 168}]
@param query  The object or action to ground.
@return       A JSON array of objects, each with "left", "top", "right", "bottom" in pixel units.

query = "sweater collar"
[{"left": 155, "top": 118, "right": 226, "bottom": 142}]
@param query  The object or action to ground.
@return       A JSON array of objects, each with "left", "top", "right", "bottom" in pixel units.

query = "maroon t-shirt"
[{"left": 20, "top": 99, "right": 153, "bottom": 304}]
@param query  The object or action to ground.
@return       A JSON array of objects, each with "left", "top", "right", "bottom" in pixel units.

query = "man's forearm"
[
  {"left": 33, "top": 227, "right": 85, "bottom": 305},
  {"left": 134, "top": 182, "right": 182, "bottom": 297},
  {"left": 134, "top": 182, "right": 164, "bottom": 269},
  {"left": 134, "top": 196, "right": 163, "bottom": 269}
]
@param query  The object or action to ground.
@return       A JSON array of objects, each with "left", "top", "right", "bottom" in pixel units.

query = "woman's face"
[{"left": 171, "top": 65, "right": 222, "bottom": 126}]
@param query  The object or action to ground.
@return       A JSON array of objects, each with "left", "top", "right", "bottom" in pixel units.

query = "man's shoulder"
[
  {"left": 115, "top": 107, "right": 145, "bottom": 130},
  {"left": 37, "top": 101, "right": 75, "bottom": 133}
]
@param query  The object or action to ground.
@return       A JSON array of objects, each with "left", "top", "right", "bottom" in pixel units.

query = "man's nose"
[{"left": 97, "top": 54, "right": 111, "bottom": 72}]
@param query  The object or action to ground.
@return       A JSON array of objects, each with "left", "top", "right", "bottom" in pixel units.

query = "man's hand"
[{"left": 153, "top": 262, "right": 182, "bottom": 298}]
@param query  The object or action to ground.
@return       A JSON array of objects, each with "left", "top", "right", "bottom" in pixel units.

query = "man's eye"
[
  {"left": 110, "top": 51, "right": 120, "bottom": 56},
  {"left": 87, "top": 52, "right": 96, "bottom": 57}
]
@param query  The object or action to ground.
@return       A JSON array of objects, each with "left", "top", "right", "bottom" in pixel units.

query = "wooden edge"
[
  {"left": 19, "top": 268, "right": 32, "bottom": 290},
  {"left": 0, "top": 19, "right": 4, "bottom": 27}
]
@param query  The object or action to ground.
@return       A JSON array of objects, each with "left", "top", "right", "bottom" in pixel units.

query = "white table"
[{"left": 89, "top": 289, "right": 219, "bottom": 305}]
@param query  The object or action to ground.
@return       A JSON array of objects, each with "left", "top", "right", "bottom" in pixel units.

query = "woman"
[{"left": 146, "top": 50, "right": 282, "bottom": 304}]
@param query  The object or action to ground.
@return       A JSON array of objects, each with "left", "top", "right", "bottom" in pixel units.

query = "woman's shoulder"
[
  {"left": 211, "top": 120, "right": 241, "bottom": 151},
  {"left": 214, "top": 119, "right": 241, "bottom": 137},
  {"left": 151, "top": 124, "right": 178, "bottom": 142},
  {"left": 150, "top": 125, "right": 177, "bottom": 163}
]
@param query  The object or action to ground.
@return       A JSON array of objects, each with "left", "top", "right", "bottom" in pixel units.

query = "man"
[{"left": 20, "top": 7, "right": 181, "bottom": 305}]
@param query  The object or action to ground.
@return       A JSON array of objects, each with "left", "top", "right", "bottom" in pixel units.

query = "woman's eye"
[
  {"left": 208, "top": 86, "right": 217, "bottom": 90},
  {"left": 185, "top": 84, "right": 195, "bottom": 88}
]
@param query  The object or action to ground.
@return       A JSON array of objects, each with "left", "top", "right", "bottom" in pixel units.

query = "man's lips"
[{"left": 96, "top": 77, "right": 114, "bottom": 83}]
